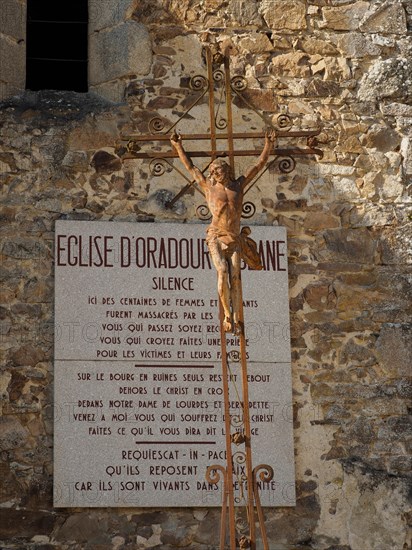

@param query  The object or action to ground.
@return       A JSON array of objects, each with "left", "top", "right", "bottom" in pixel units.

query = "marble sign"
[{"left": 54, "top": 221, "right": 295, "bottom": 507}]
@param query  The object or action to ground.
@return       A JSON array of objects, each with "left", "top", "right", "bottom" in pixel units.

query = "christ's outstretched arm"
[
  {"left": 242, "top": 129, "right": 277, "bottom": 188},
  {"left": 170, "top": 131, "right": 207, "bottom": 189}
]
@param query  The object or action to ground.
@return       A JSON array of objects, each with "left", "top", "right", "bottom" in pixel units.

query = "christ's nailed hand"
[{"left": 170, "top": 131, "right": 182, "bottom": 145}]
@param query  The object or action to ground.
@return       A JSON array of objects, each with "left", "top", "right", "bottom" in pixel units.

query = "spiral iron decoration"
[
  {"left": 233, "top": 451, "right": 247, "bottom": 466},
  {"left": 277, "top": 113, "right": 292, "bottom": 130},
  {"left": 148, "top": 117, "right": 165, "bottom": 134},
  {"left": 235, "top": 515, "right": 249, "bottom": 535},
  {"left": 241, "top": 202, "right": 256, "bottom": 219},
  {"left": 213, "top": 69, "right": 225, "bottom": 83},
  {"left": 227, "top": 350, "right": 240, "bottom": 362},
  {"left": 149, "top": 159, "right": 168, "bottom": 177},
  {"left": 206, "top": 464, "right": 226, "bottom": 485},
  {"left": 196, "top": 204, "right": 212, "bottom": 221},
  {"left": 253, "top": 464, "right": 274, "bottom": 484},
  {"left": 278, "top": 156, "right": 296, "bottom": 174},
  {"left": 215, "top": 116, "right": 228, "bottom": 130},
  {"left": 231, "top": 75, "right": 247, "bottom": 92},
  {"left": 189, "top": 74, "right": 208, "bottom": 92},
  {"left": 230, "top": 414, "right": 244, "bottom": 429}
]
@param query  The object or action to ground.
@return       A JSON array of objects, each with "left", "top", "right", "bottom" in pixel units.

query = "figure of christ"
[{"left": 171, "top": 130, "right": 277, "bottom": 335}]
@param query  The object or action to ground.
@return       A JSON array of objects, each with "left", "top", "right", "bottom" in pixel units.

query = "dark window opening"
[{"left": 26, "top": 0, "right": 88, "bottom": 92}]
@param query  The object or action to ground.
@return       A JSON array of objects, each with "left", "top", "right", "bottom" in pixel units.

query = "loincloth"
[{"left": 206, "top": 226, "right": 263, "bottom": 270}]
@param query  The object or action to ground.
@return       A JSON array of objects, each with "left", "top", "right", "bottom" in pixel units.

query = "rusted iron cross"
[
  {"left": 120, "top": 47, "right": 322, "bottom": 219},
  {"left": 119, "top": 47, "right": 323, "bottom": 550}
]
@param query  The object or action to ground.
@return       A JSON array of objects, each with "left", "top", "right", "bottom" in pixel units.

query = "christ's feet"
[
  {"left": 223, "top": 316, "right": 232, "bottom": 333},
  {"left": 233, "top": 321, "right": 244, "bottom": 336}
]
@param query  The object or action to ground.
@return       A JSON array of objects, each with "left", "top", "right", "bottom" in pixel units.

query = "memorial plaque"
[{"left": 54, "top": 221, "right": 295, "bottom": 507}]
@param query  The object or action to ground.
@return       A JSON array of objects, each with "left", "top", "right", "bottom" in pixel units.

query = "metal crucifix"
[
  {"left": 120, "top": 47, "right": 322, "bottom": 220},
  {"left": 120, "top": 47, "right": 322, "bottom": 550}
]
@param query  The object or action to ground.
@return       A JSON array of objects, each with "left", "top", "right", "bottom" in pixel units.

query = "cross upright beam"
[{"left": 122, "top": 46, "right": 322, "bottom": 549}]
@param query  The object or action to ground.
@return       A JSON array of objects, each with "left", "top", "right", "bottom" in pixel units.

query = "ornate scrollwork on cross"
[
  {"left": 253, "top": 464, "right": 274, "bottom": 484},
  {"left": 231, "top": 75, "right": 247, "bottom": 92},
  {"left": 230, "top": 414, "right": 244, "bottom": 429},
  {"left": 278, "top": 156, "right": 296, "bottom": 174},
  {"left": 241, "top": 202, "right": 256, "bottom": 219},
  {"left": 215, "top": 115, "right": 228, "bottom": 130},
  {"left": 233, "top": 450, "right": 247, "bottom": 466},
  {"left": 189, "top": 74, "right": 208, "bottom": 92},
  {"left": 235, "top": 515, "right": 249, "bottom": 536},
  {"left": 276, "top": 113, "right": 293, "bottom": 131},
  {"left": 206, "top": 464, "right": 226, "bottom": 485},
  {"left": 213, "top": 68, "right": 225, "bottom": 84},
  {"left": 148, "top": 117, "right": 166, "bottom": 134},
  {"left": 149, "top": 158, "right": 170, "bottom": 177},
  {"left": 227, "top": 349, "right": 240, "bottom": 362},
  {"left": 196, "top": 204, "right": 212, "bottom": 221}
]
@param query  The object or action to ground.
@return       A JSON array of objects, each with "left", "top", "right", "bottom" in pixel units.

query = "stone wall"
[
  {"left": 0, "top": 0, "right": 26, "bottom": 100},
  {"left": 88, "top": 0, "right": 152, "bottom": 102},
  {"left": 0, "top": 1, "right": 411, "bottom": 549}
]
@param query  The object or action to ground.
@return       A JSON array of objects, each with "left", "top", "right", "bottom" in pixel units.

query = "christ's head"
[{"left": 209, "top": 159, "right": 232, "bottom": 186}]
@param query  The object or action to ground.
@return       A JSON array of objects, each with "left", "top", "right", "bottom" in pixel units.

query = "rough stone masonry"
[{"left": 0, "top": 0, "right": 411, "bottom": 549}]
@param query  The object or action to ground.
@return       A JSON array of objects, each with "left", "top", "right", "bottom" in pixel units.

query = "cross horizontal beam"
[
  {"left": 123, "top": 147, "right": 323, "bottom": 160},
  {"left": 122, "top": 130, "right": 321, "bottom": 142}
]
